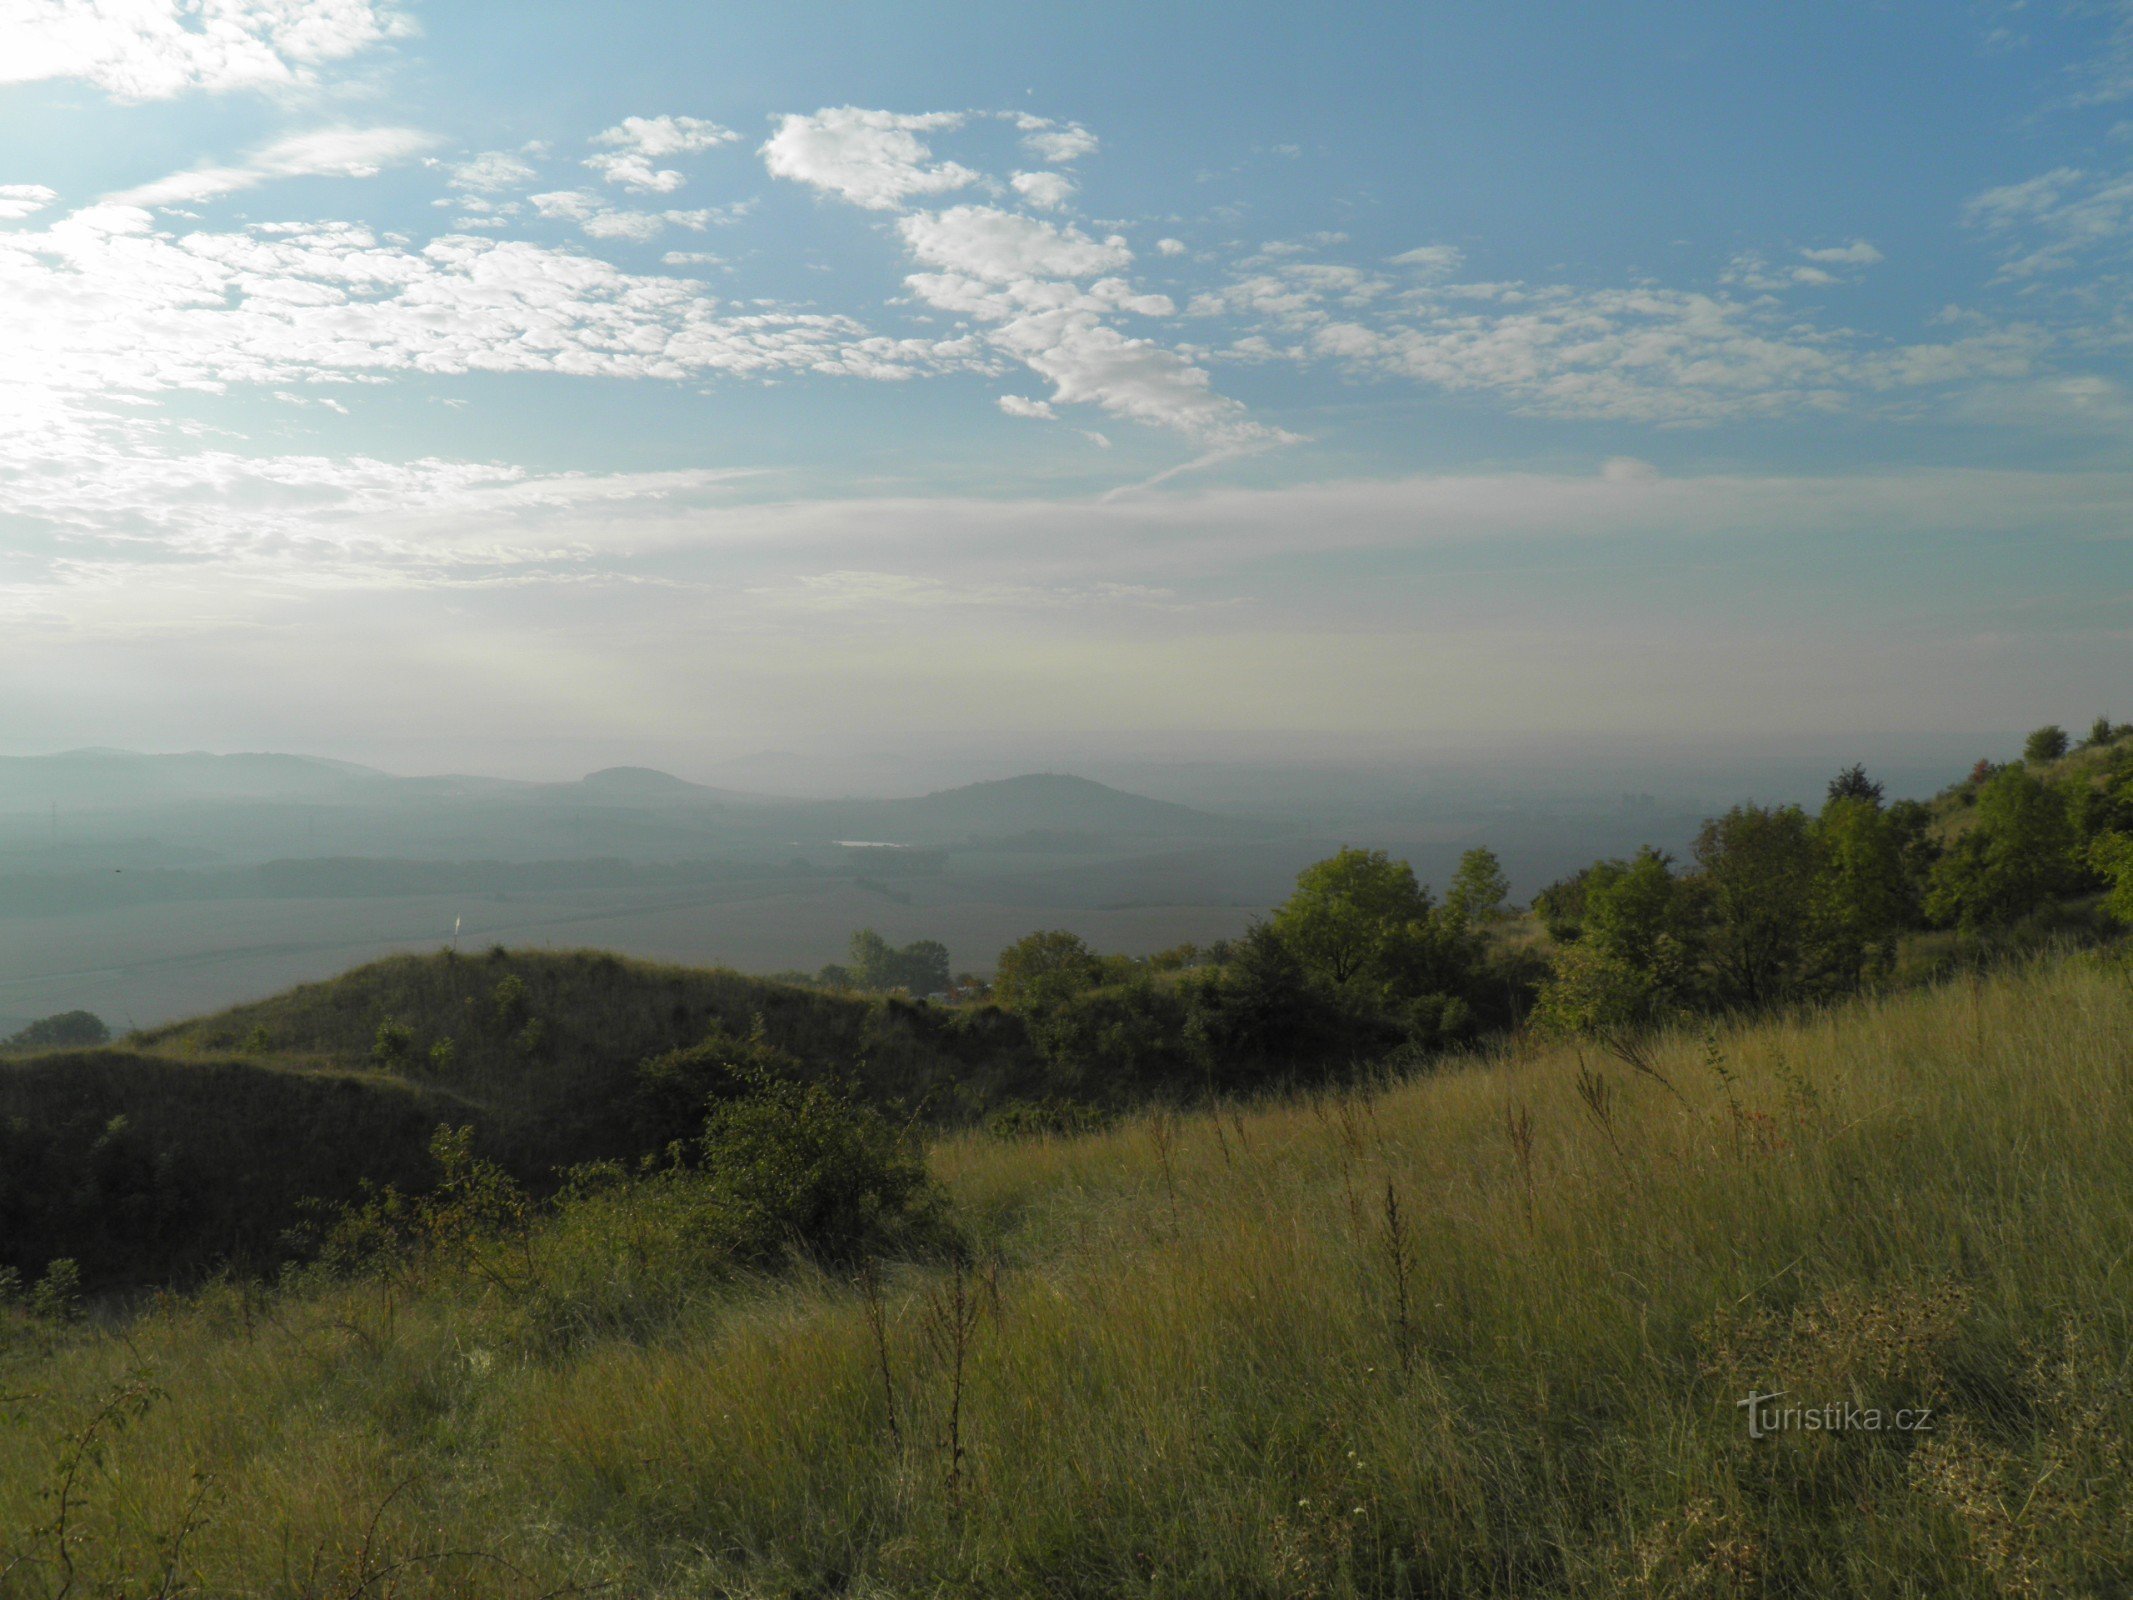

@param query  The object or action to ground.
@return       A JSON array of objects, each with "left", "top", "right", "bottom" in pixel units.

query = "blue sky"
[{"left": 1, "top": 1, "right": 2128, "bottom": 777}]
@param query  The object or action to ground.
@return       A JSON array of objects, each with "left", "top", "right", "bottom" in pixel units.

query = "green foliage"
[
  {"left": 1694, "top": 803, "right": 1821, "bottom": 1008},
  {"left": 2, "top": 1010, "right": 110, "bottom": 1051},
  {"left": 1444, "top": 846, "right": 1511, "bottom": 927},
  {"left": 1580, "top": 849, "right": 1700, "bottom": 986},
  {"left": 2025, "top": 723, "right": 2071, "bottom": 764},
  {"left": 635, "top": 1018, "right": 807, "bottom": 1152},
  {"left": 140, "top": 949, "right": 1051, "bottom": 1179},
  {"left": 0, "top": 1050, "right": 459, "bottom": 1288},
  {"left": 1926, "top": 765, "right": 2080, "bottom": 930},
  {"left": 1531, "top": 936, "right": 1668, "bottom": 1041},
  {"left": 1811, "top": 795, "right": 1910, "bottom": 983},
  {"left": 490, "top": 973, "right": 528, "bottom": 1030},
  {"left": 2094, "top": 831, "right": 2133, "bottom": 927},
  {"left": 371, "top": 1017, "right": 413, "bottom": 1067},
  {"left": 839, "top": 930, "right": 952, "bottom": 996},
  {"left": 991, "top": 929, "right": 1104, "bottom": 1011},
  {"left": 1825, "top": 763, "right": 1884, "bottom": 806},
  {"left": 692, "top": 1069, "right": 940, "bottom": 1268},
  {"left": 1269, "top": 847, "right": 1436, "bottom": 991},
  {"left": 1181, "top": 923, "right": 1405, "bottom": 1088},
  {"left": 1025, "top": 979, "right": 1191, "bottom": 1097}
]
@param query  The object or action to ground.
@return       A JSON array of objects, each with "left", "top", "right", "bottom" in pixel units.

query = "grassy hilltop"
[{"left": 1, "top": 950, "right": 2129, "bottom": 1596}]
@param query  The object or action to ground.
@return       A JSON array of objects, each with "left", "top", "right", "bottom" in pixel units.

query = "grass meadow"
[{"left": 3, "top": 949, "right": 2129, "bottom": 1597}]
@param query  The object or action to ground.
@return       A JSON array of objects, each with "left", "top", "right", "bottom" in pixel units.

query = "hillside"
[
  {"left": 0, "top": 1049, "right": 472, "bottom": 1284},
  {"left": 138, "top": 948, "right": 1041, "bottom": 1179},
  {"left": 1, "top": 950, "right": 2127, "bottom": 1595}
]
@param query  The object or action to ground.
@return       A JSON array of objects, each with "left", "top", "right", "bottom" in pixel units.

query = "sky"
[{"left": 0, "top": 0, "right": 2129, "bottom": 782}]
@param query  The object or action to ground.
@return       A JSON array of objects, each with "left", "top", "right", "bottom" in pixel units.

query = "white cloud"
[
  {"left": 1156, "top": 237, "right": 1187, "bottom": 257},
  {"left": 890, "top": 208, "right": 1279, "bottom": 447},
  {"left": 997, "top": 394, "right": 1055, "bottom": 419},
  {"left": 109, "top": 126, "right": 435, "bottom": 208},
  {"left": 1964, "top": 164, "right": 2133, "bottom": 279},
  {"left": 0, "top": 203, "right": 983, "bottom": 466},
  {"left": 1010, "top": 170, "right": 1075, "bottom": 210},
  {"left": 1191, "top": 251, "right": 2041, "bottom": 425},
  {"left": 761, "top": 107, "right": 978, "bottom": 210},
  {"left": 0, "top": 184, "right": 60, "bottom": 220},
  {"left": 448, "top": 151, "right": 538, "bottom": 192},
  {"left": 584, "top": 114, "right": 737, "bottom": 193},
  {"left": 0, "top": 0, "right": 411, "bottom": 101},
  {"left": 1722, "top": 241, "right": 1880, "bottom": 292},
  {"left": 898, "top": 205, "right": 1131, "bottom": 282},
  {"left": 1799, "top": 239, "right": 1884, "bottom": 266},
  {"left": 530, "top": 189, "right": 744, "bottom": 241},
  {"left": 1017, "top": 117, "right": 1098, "bottom": 164},
  {"left": 1388, "top": 244, "right": 1464, "bottom": 275}
]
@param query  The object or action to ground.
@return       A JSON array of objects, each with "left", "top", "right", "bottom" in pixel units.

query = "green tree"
[
  {"left": 1583, "top": 850, "right": 1696, "bottom": 976},
  {"left": 844, "top": 930, "right": 952, "bottom": 995},
  {"left": 992, "top": 929, "right": 1104, "bottom": 1011},
  {"left": 3, "top": 1010, "right": 109, "bottom": 1050},
  {"left": 1445, "top": 847, "right": 1511, "bottom": 927},
  {"left": 1269, "top": 847, "right": 1436, "bottom": 991},
  {"left": 1925, "top": 765, "right": 2079, "bottom": 929},
  {"left": 1692, "top": 804, "right": 1820, "bottom": 1008},
  {"left": 1182, "top": 924, "right": 1403, "bottom": 1089},
  {"left": 2093, "top": 832, "right": 2133, "bottom": 927},
  {"left": 2024, "top": 725, "right": 2070, "bottom": 765},
  {"left": 1826, "top": 764, "right": 1884, "bottom": 806},
  {"left": 1811, "top": 795, "right": 1911, "bottom": 984},
  {"left": 2080, "top": 716, "right": 2118, "bottom": 750}
]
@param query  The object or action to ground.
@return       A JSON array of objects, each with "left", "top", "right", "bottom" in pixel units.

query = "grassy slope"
[
  {"left": 139, "top": 947, "right": 1038, "bottom": 1172},
  {"left": 0, "top": 1050, "right": 472, "bottom": 1283},
  {"left": 3, "top": 949, "right": 2129, "bottom": 1597}
]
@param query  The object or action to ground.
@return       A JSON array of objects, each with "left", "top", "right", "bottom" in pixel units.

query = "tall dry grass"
[{"left": 3, "top": 948, "right": 2130, "bottom": 1596}]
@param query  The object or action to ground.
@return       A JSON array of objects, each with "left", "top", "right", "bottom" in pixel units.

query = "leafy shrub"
[
  {"left": 692, "top": 1069, "right": 940, "bottom": 1268},
  {"left": 4, "top": 1011, "right": 110, "bottom": 1051},
  {"left": 992, "top": 929, "right": 1104, "bottom": 1011},
  {"left": 372, "top": 1018, "right": 413, "bottom": 1067}
]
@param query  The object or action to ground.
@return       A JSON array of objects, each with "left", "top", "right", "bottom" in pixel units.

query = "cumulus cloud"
[
  {"left": 1016, "top": 116, "right": 1098, "bottom": 164},
  {"left": 1722, "top": 241, "right": 1881, "bottom": 292},
  {"left": 530, "top": 189, "right": 684, "bottom": 240},
  {"left": 0, "top": 0, "right": 411, "bottom": 101},
  {"left": 0, "top": 203, "right": 983, "bottom": 464},
  {"left": 761, "top": 107, "right": 978, "bottom": 209},
  {"left": 888, "top": 207, "right": 1280, "bottom": 448},
  {"left": 109, "top": 125, "right": 435, "bottom": 208},
  {"left": 1799, "top": 239, "right": 1884, "bottom": 266},
  {"left": 898, "top": 205, "right": 1131, "bottom": 282},
  {"left": 584, "top": 114, "right": 737, "bottom": 192},
  {"left": 448, "top": 150, "right": 538, "bottom": 192},
  {"left": 758, "top": 109, "right": 1285, "bottom": 456},
  {"left": 1156, "top": 237, "right": 1187, "bottom": 257},
  {"left": 1010, "top": 170, "right": 1075, "bottom": 209},
  {"left": 997, "top": 394, "right": 1056, "bottom": 419},
  {"left": 0, "top": 184, "right": 60, "bottom": 220}
]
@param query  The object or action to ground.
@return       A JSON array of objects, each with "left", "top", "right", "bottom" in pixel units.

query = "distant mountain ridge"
[{"left": 0, "top": 750, "right": 1267, "bottom": 844}]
